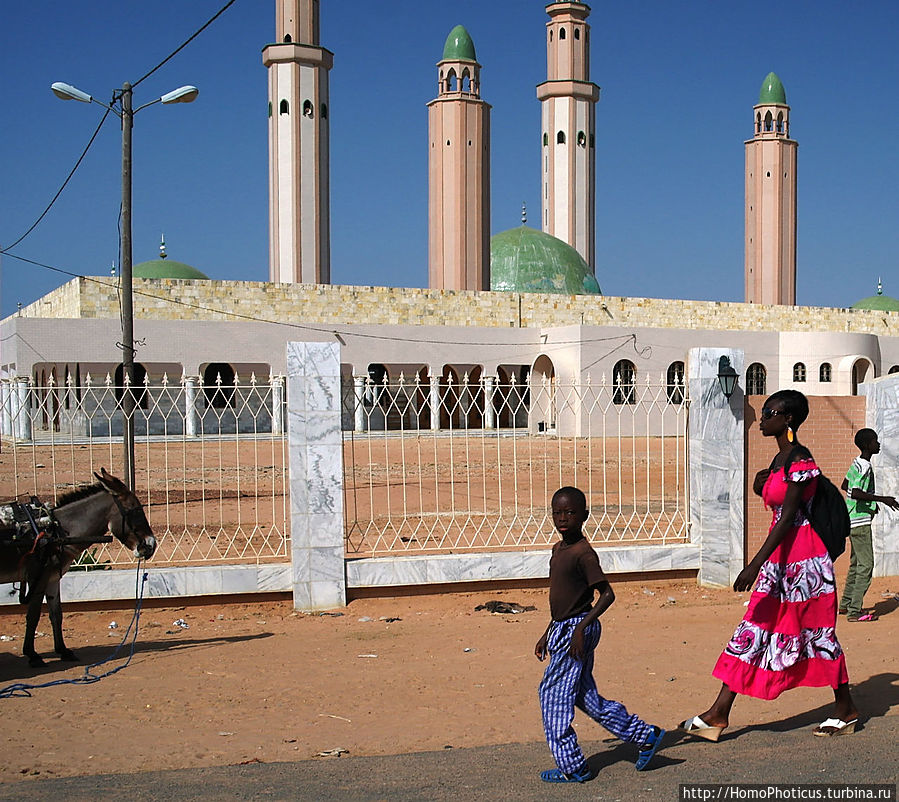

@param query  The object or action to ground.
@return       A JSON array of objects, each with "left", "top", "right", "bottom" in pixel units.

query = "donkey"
[{"left": 0, "top": 468, "right": 157, "bottom": 667}]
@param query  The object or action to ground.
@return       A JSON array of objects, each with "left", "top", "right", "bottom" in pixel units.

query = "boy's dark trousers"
[{"left": 840, "top": 524, "right": 874, "bottom": 617}]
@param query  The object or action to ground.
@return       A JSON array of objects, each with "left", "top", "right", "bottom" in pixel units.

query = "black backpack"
[{"left": 779, "top": 447, "right": 850, "bottom": 561}]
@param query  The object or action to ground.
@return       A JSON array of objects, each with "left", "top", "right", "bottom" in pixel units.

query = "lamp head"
[
  {"left": 51, "top": 82, "right": 92, "bottom": 103},
  {"left": 160, "top": 85, "right": 199, "bottom": 105},
  {"left": 717, "top": 355, "right": 738, "bottom": 400}
]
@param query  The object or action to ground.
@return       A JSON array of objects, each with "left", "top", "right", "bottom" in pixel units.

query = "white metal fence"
[
  {"left": 343, "top": 373, "right": 690, "bottom": 555},
  {"left": 0, "top": 375, "right": 289, "bottom": 568}
]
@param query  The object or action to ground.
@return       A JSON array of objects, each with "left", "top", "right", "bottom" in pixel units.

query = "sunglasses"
[{"left": 760, "top": 407, "right": 784, "bottom": 421}]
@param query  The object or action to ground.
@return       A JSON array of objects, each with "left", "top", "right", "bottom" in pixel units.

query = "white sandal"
[
  {"left": 813, "top": 717, "right": 858, "bottom": 737},
  {"left": 679, "top": 715, "right": 725, "bottom": 742}
]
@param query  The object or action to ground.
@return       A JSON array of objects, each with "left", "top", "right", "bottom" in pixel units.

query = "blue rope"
[{"left": 0, "top": 562, "right": 148, "bottom": 699}]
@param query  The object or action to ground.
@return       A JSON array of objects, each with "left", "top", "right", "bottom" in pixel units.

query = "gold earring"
[{"left": 787, "top": 426, "right": 794, "bottom": 443}]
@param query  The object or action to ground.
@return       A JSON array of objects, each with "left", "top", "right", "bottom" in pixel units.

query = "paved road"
[{"left": 1, "top": 716, "right": 896, "bottom": 801}]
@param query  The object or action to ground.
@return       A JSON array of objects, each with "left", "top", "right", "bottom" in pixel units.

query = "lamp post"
[
  {"left": 51, "top": 81, "right": 198, "bottom": 489},
  {"left": 717, "top": 355, "right": 738, "bottom": 400}
]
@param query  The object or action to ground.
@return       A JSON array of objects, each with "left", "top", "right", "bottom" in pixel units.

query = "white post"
[
  {"left": 484, "top": 375, "right": 495, "bottom": 430},
  {"left": 272, "top": 375, "right": 284, "bottom": 435},
  {"left": 15, "top": 378, "right": 31, "bottom": 441},
  {"left": 353, "top": 375, "right": 366, "bottom": 433},
  {"left": 0, "top": 381, "right": 11, "bottom": 438},
  {"left": 429, "top": 371, "right": 440, "bottom": 431},
  {"left": 184, "top": 377, "right": 199, "bottom": 438}
]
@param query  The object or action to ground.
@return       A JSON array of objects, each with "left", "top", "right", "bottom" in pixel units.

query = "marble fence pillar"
[
  {"left": 287, "top": 341, "right": 346, "bottom": 610},
  {"left": 688, "top": 347, "right": 745, "bottom": 587},
  {"left": 860, "top": 373, "right": 899, "bottom": 577}
]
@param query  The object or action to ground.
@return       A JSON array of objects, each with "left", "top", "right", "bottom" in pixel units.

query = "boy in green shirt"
[{"left": 839, "top": 428, "right": 899, "bottom": 622}]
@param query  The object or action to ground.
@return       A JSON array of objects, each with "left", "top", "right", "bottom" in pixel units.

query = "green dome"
[
  {"left": 758, "top": 72, "right": 786, "bottom": 104},
  {"left": 442, "top": 25, "right": 477, "bottom": 61},
  {"left": 490, "top": 226, "right": 601, "bottom": 295},
  {"left": 851, "top": 295, "right": 899, "bottom": 312},
  {"left": 132, "top": 258, "right": 209, "bottom": 280}
]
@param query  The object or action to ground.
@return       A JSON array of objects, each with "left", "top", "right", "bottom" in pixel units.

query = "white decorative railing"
[
  {"left": 0, "top": 375, "right": 289, "bottom": 568},
  {"left": 342, "top": 373, "right": 689, "bottom": 555}
]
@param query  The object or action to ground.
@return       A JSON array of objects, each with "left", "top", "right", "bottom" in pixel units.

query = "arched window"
[
  {"left": 559, "top": 27, "right": 566, "bottom": 40},
  {"left": 204, "top": 363, "right": 235, "bottom": 409},
  {"left": 577, "top": 130, "right": 586, "bottom": 147},
  {"left": 819, "top": 363, "right": 832, "bottom": 382},
  {"left": 574, "top": 28, "right": 580, "bottom": 40},
  {"left": 302, "top": 99, "right": 314, "bottom": 118},
  {"left": 746, "top": 363, "right": 766, "bottom": 396},
  {"left": 461, "top": 69, "right": 471, "bottom": 92},
  {"left": 755, "top": 112, "right": 761, "bottom": 133},
  {"left": 889, "top": 365, "right": 899, "bottom": 375},
  {"left": 549, "top": 30, "right": 553, "bottom": 42},
  {"left": 320, "top": 103, "right": 328, "bottom": 119},
  {"left": 666, "top": 361, "right": 685, "bottom": 404},
  {"left": 543, "top": 132, "right": 548, "bottom": 146},
  {"left": 284, "top": 33, "right": 292, "bottom": 43},
  {"left": 776, "top": 111, "right": 784, "bottom": 133},
  {"left": 115, "top": 363, "right": 148, "bottom": 409},
  {"left": 446, "top": 70, "right": 457, "bottom": 92},
  {"left": 793, "top": 362, "right": 806, "bottom": 382},
  {"left": 268, "top": 101, "right": 272, "bottom": 118},
  {"left": 279, "top": 99, "right": 289, "bottom": 115},
  {"left": 556, "top": 130, "right": 566, "bottom": 144},
  {"left": 613, "top": 360, "right": 636, "bottom": 405},
  {"left": 764, "top": 111, "right": 773, "bottom": 132}
]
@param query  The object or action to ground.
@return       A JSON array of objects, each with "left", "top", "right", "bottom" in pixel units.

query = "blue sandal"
[
  {"left": 540, "top": 767, "right": 593, "bottom": 783},
  {"left": 635, "top": 726, "right": 666, "bottom": 771}
]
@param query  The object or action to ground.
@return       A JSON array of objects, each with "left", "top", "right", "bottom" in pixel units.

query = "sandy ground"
[{"left": 0, "top": 568, "right": 896, "bottom": 785}]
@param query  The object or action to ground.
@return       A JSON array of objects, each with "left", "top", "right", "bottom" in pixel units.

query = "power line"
[
  {"left": 130, "top": 0, "right": 239, "bottom": 90},
  {"left": 0, "top": 106, "right": 112, "bottom": 255}
]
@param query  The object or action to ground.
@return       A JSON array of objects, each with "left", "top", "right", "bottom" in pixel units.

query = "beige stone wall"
[{"left": 12, "top": 277, "right": 899, "bottom": 337}]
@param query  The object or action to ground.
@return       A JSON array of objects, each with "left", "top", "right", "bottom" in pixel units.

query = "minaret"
[
  {"left": 427, "top": 25, "right": 491, "bottom": 291},
  {"left": 537, "top": 2, "right": 600, "bottom": 272},
  {"left": 745, "top": 72, "right": 797, "bottom": 305},
  {"left": 262, "top": 0, "right": 332, "bottom": 284}
]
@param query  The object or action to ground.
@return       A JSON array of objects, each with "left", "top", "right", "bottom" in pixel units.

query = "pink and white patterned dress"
[{"left": 712, "top": 454, "right": 849, "bottom": 700}]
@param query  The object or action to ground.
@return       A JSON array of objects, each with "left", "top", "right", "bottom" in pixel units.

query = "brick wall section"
[
  {"left": 744, "top": 395, "right": 865, "bottom": 561},
  {"left": 12, "top": 277, "right": 899, "bottom": 337}
]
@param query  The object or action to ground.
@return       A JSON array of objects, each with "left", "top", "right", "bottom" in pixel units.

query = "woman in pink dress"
[{"left": 680, "top": 390, "right": 858, "bottom": 740}]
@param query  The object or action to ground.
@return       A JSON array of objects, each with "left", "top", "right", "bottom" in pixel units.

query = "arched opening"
[
  {"left": 559, "top": 27, "right": 566, "bottom": 40},
  {"left": 746, "top": 363, "right": 766, "bottom": 396},
  {"left": 446, "top": 70, "right": 457, "bottom": 92},
  {"left": 764, "top": 111, "right": 773, "bottom": 132},
  {"left": 755, "top": 112, "right": 761, "bottom": 133},
  {"left": 889, "top": 365, "right": 899, "bottom": 375},
  {"left": 279, "top": 99, "right": 289, "bottom": 115},
  {"left": 666, "top": 361, "right": 685, "bottom": 404},
  {"left": 115, "top": 362, "right": 149, "bottom": 409},
  {"left": 320, "top": 103, "right": 328, "bottom": 119},
  {"left": 793, "top": 362, "right": 806, "bottom": 382},
  {"left": 284, "top": 33, "right": 292, "bottom": 42},
  {"left": 776, "top": 111, "right": 784, "bottom": 133},
  {"left": 613, "top": 359, "right": 636, "bottom": 405},
  {"left": 461, "top": 69, "right": 471, "bottom": 92},
  {"left": 543, "top": 132, "right": 548, "bottom": 146},
  {"left": 577, "top": 130, "right": 586, "bottom": 147},
  {"left": 495, "top": 366, "right": 529, "bottom": 428},
  {"left": 531, "top": 356, "right": 555, "bottom": 433},
  {"left": 819, "top": 363, "right": 832, "bottom": 383},
  {"left": 574, "top": 28, "right": 580, "bottom": 40},
  {"left": 851, "top": 359, "right": 873, "bottom": 395},
  {"left": 556, "top": 130, "right": 566, "bottom": 144},
  {"left": 203, "top": 363, "right": 236, "bottom": 409},
  {"left": 302, "top": 99, "right": 314, "bottom": 118}
]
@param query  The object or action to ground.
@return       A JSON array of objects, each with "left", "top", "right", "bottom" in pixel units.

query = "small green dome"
[
  {"left": 758, "top": 72, "right": 786, "bottom": 104},
  {"left": 490, "top": 226, "right": 601, "bottom": 295},
  {"left": 851, "top": 285, "right": 899, "bottom": 312},
  {"left": 132, "top": 259, "right": 209, "bottom": 280},
  {"left": 442, "top": 25, "right": 477, "bottom": 61}
]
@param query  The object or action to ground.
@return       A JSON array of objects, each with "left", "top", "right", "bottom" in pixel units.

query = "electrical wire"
[
  {"left": 130, "top": 0, "right": 239, "bottom": 90},
  {"left": 0, "top": 106, "right": 112, "bottom": 255}
]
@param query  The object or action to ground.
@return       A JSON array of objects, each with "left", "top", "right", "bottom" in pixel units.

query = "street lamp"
[
  {"left": 52, "top": 80, "right": 198, "bottom": 489},
  {"left": 717, "top": 355, "right": 738, "bottom": 400}
]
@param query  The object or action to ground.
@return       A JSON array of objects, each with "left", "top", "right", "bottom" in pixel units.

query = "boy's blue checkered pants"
[{"left": 539, "top": 615, "right": 653, "bottom": 774}]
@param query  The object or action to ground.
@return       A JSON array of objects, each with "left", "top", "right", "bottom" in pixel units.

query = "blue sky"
[{"left": 1, "top": 0, "right": 898, "bottom": 319}]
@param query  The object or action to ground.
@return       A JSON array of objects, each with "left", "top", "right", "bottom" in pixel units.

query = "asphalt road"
[{"left": 1, "top": 715, "right": 896, "bottom": 801}]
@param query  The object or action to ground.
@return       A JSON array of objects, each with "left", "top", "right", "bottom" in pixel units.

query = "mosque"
[{"left": 3, "top": 0, "right": 899, "bottom": 431}]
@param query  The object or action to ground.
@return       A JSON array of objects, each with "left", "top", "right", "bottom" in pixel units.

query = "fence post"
[
  {"left": 688, "top": 347, "right": 744, "bottom": 587},
  {"left": 860, "top": 373, "right": 899, "bottom": 577},
  {"left": 14, "top": 378, "right": 31, "bottom": 441},
  {"left": 287, "top": 341, "right": 346, "bottom": 610},
  {"left": 184, "top": 376, "right": 199, "bottom": 438}
]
